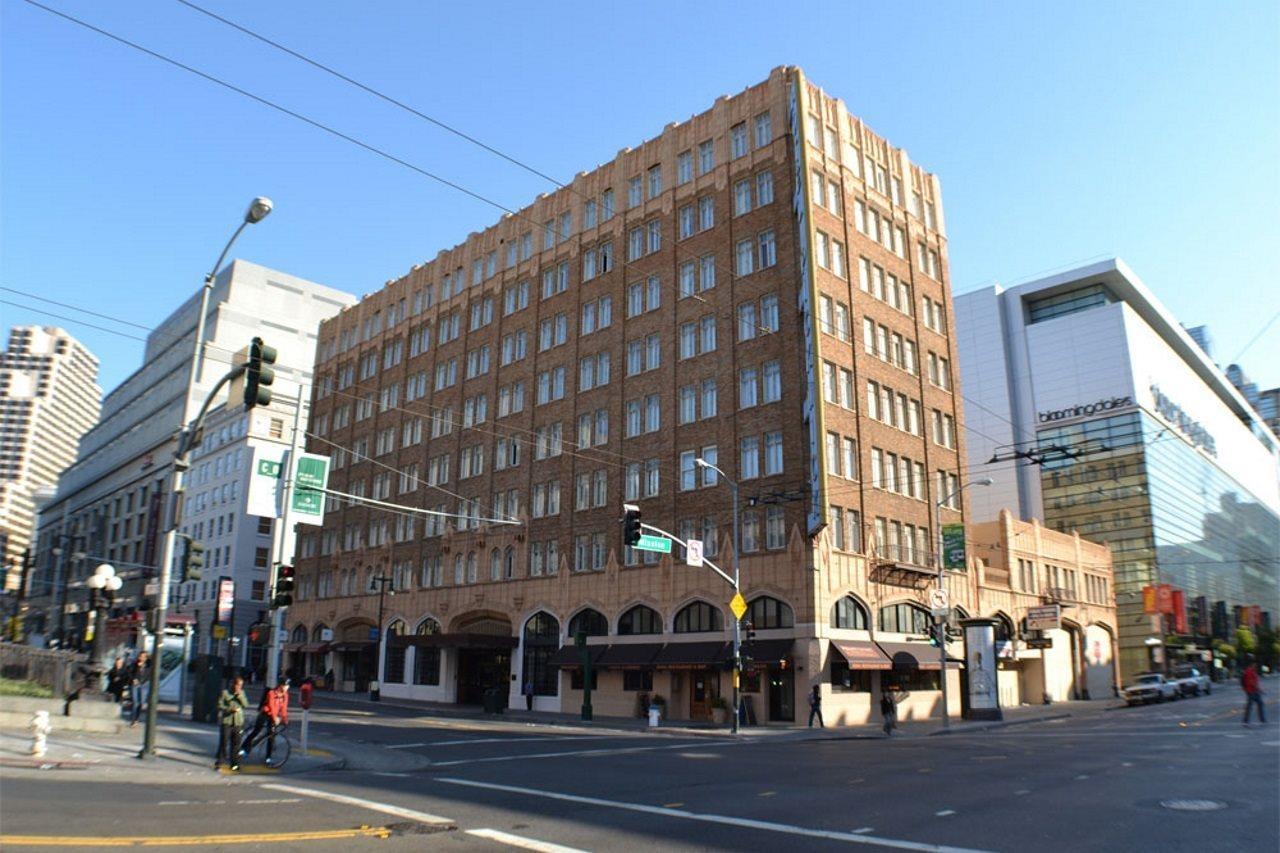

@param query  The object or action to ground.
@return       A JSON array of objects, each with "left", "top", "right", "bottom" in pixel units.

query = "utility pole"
[
  {"left": 140, "top": 197, "right": 272, "bottom": 759},
  {"left": 934, "top": 476, "right": 992, "bottom": 730},
  {"left": 265, "top": 385, "right": 306, "bottom": 687}
]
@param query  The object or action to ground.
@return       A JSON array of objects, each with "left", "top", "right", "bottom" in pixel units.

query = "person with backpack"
[
  {"left": 215, "top": 675, "right": 248, "bottom": 771},
  {"left": 1242, "top": 657, "right": 1266, "bottom": 725}
]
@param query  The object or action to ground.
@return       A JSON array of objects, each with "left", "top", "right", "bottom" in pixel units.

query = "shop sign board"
[{"left": 1026, "top": 604, "right": 1061, "bottom": 632}]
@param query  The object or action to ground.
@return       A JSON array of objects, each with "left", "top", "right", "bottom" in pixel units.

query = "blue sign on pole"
[{"left": 369, "top": 627, "right": 380, "bottom": 641}]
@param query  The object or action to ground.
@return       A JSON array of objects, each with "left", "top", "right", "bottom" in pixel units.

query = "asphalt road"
[{"left": 3, "top": 688, "right": 1276, "bottom": 851}]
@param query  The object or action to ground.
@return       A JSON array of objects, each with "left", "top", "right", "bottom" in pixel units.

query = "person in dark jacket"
[
  {"left": 127, "top": 652, "right": 151, "bottom": 726},
  {"left": 807, "top": 685, "right": 824, "bottom": 727},
  {"left": 880, "top": 691, "right": 897, "bottom": 735},
  {"left": 106, "top": 657, "right": 128, "bottom": 703},
  {"left": 215, "top": 675, "right": 249, "bottom": 771}
]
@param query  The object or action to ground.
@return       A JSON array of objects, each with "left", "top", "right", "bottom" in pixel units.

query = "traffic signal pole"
[{"left": 266, "top": 384, "right": 306, "bottom": 687}]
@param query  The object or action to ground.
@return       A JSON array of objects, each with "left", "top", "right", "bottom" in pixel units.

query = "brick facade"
[{"left": 284, "top": 66, "right": 977, "bottom": 726}]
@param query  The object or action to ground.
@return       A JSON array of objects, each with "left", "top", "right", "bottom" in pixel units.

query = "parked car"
[
  {"left": 1121, "top": 672, "right": 1179, "bottom": 705},
  {"left": 1171, "top": 665, "right": 1212, "bottom": 697}
]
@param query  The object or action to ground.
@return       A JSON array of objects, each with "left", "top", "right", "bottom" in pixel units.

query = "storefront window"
[
  {"left": 414, "top": 618, "right": 441, "bottom": 685},
  {"left": 883, "top": 669, "right": 940, "bottom": 691},
  {"left": 830, "top": 659, "right": 872, "bottom": 692},
  {"left": 383, "top": 620, "right": 406, "bottom": 684},
  {"left": 523, "top": 611, "right": 560, "bottom": 695},
  {"left": 623, "top": 670, "right": 655, "bottom": 691}
]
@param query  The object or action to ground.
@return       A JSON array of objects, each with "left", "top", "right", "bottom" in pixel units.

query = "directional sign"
[
  {"left": 291, "top": 452, "right": 331, "bottom": 525},
  {"left": 729, "top": 592, "right": 748, "bottom": 621},
  {"left": 685, "top": 539, "right": 704, "bottom": 567},
  {"left": 635, "top": 533, "right": 672, "bottom": 554}
]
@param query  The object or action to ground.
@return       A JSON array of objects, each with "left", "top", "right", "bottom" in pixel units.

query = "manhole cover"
[{"left": 1160, "top": 799, "right": 1227, "bottom": 812}]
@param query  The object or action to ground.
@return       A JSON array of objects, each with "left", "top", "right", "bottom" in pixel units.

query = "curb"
[
  {"left": 927, "top": 711, "right": 1073, "bottom": 736},
  {"left": 0, "top": 757, "right": 91, "bottom": 770}
]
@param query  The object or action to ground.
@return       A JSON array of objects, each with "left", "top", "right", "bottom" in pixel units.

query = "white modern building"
[
  {"left": 0, "top": 327, "right": 101, "bottom": 588},
  {"left": 27, "top": 260, "right": 356, "bottom": 649},
  {"left": 956, "top": 258, "right": 1280, "bottom": 678}
]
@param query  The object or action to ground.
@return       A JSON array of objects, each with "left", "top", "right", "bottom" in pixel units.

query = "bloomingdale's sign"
[
  {"left": 1037, "top": 395, "right": 1134, "bottom": 423},
  {"left": 1150, "top": 384, "right": 1217, "bottom": 457}
]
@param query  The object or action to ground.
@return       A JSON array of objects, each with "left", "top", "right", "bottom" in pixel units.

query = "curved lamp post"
[
  {"left": 85, "top": 564, "right": 123, "bottom": 698},
  {"left": 935, "top": 476, "right": 992, "bottom": 729}
]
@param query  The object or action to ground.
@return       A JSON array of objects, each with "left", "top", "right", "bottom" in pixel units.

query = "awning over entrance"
[
  {"left": 329, "top": 641, "right": 373, "bottom": 652},
  {"left": 298, "top": 642, "right": 329, "bottom": 654},
  {"left": 876, "top": 641, "right": 960, "bottom": 671},
  {"left": 654, "top": 641, "right": 730, "bottom": 668},
  {"left": 595, "top": 643, "right": 664, "bottom": 668},
  {"left": 830, "top": 639, "right": 892, "bottom": 670},
  {"left": 408, "top": 632, "right": 518, "bottom": 650},
  {"left": 548, "top": 644, "right": 607, "bottom": 667},
  {"left": 743, "top": 638, "right": 795, "bottom": 665}
]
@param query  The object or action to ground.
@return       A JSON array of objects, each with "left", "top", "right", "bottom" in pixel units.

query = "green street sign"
[
  {"left": 942, "top": 523, "right": 966, "bottom": 570},
  {"left": 635, "top": 533, "right": 672, "bottom": 554},
  {"left": 256, "top": 459, "right": 281, "bottom": 478},
  {"left": 290, "top": 453, "right": 330, "bottom": 525}
]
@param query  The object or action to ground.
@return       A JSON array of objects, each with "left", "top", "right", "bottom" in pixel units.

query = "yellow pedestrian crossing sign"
[{"left": 729, "top": 592, "right": 748, "bottom": 621}]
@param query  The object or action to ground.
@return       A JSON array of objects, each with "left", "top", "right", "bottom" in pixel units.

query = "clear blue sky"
[{"left": 3, "top": 0, "right": 1277, "bottom": 394}]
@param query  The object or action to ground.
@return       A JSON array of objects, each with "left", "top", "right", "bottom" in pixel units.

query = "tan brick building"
[
  {"left": 969, "top": 510, "right": 1120, "bottom": 705},
  {"left": 284, "top": 66, "right": 981, "bottom": 726}
]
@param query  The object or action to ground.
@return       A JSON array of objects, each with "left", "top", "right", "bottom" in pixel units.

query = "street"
[{"left": 2, "top": 689, "right": 1276, "bottom": 851}]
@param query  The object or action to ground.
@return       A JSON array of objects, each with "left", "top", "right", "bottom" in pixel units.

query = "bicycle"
[{"left": 242, "top": 722, "right": 291, "bottom": 769}]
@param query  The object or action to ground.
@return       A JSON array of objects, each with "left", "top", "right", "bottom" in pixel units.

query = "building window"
[
  {"left": 382, "top": 620, "right": 406, "bottom": 684},
  {"left": 832, "top": 596, "right": 869, "bottom": 629},
  {"left": 523, "top": 612, "right": 560, "bottom": 696},
  {"left": 674, "top": 601, "right": 723, "bottom": 633},
  {"left": 618, "top": 604, "right": 662, "bottom": 635},
  {"left": 567, "top": 608, "right": 609, "bottom": 639},
  {"left": 878, "top": 602, "right": 930, "bottom": 635},
  {"left": 745, "top": 596, "right": 793, "bottom": 629}
]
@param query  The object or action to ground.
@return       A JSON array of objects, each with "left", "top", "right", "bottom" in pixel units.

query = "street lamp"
[
  {"left": 934, "top": 476, "right": 992, "bottom": 730},
  {"left": 370, "top": 573, "right": 394, "bottom": 702},
  {"left": 141, "top": 196, "right": 273, "bottom": 758},
  {"left": 85, "top": 564, "right": 123, "bottom": 698},
  {"left": 695, "top": 457, "right": 742, "bottom": 735}
]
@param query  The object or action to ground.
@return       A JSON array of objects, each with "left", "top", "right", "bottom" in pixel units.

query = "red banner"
[
  {"left": 1156, "top": 584, "right": 1174, "bottom": 615},
  {"left": 1142, "top": 586, "right": 1157, "bottom": 614},
  {"left": 1171, "top": 590, "right": 1187, "bottom": 634}
]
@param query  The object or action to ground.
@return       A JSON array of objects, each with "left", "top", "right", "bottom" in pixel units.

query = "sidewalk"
[
  {"left": 0, "top": 708, "right": 344, "bottom": 778},
  {"left": 310, "top": 687, "right": 1110, "bottom": 740}
]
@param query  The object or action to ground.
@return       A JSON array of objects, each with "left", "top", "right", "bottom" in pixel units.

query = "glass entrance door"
[{"left": 768, "top": 665, "right": 794, "bottom": 721}]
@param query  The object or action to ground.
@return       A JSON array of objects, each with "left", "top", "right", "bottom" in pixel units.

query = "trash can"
[
  {"left": 483, "top": 687, "right": 505, "bottom": 715},
  {"left": 647, "top": 704, "right": 661, "bottom": 728}
]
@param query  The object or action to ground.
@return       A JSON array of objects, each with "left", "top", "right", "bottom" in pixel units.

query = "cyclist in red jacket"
[{"left": 242, "top": 680, "right": 289, "bottom": 762}]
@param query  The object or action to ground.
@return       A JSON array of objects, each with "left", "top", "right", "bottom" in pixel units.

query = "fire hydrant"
[{"left": 31, "top": 710, "right": 52, "bottom": 757}]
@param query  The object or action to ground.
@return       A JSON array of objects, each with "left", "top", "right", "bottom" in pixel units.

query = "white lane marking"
[
  {"left": 371, "top": 772, "right": 412, "bottom": 778},
  {"left": 1013, "top": 790, "right": 1030, "bottom": 796},
  {"left": 853, "top": 827, "right": 875, "bottom": 834},
  {"left": 466, "top": 828, "right": 589, "bottom": 853},
  {"left": 935, "top": 810, "right": 956, "bottom": 817},
  {"left": 438, "top": 777, "right": 992, "bottom": 853},
  {"left": 236, "top": 798, "right": 302, "bottom": 804},
  {"left": 433, "top": 735, "right": 616, "bottom": 747},
  {"left": 260, "top": 782, "right": 452, "bottom": 825},
  {"left": 158, "top": 801, "right": 192, "bottom": 806},
  {"left": 429, "top": 740, "right": 734, "bottom": 768},
  {"left": 1074, "top": 775, "right": 1089, "bottom": 780},
  {"left": 385, "top": 742, "right": 431, "bottom": 750},
  {"left": 1263, "top": 741, "right": 1280, "bottom": 747}
]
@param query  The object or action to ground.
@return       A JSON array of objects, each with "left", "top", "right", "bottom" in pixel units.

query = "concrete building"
[
  {"left": 26, "top": 260, "right": 355, "bottom": 647},
  {"left": 969, "top": 510, "right": 1119, "bottom": 705},
  {"left": 166, "top": 396, "right": 304, "bottom": 671},
  {"left": 955, "top": 259, "right": 1280, "bottom": 679},
  {"left": 285, "top": 66, "right": 993, "bottom": 726},
  {"left": 0, "top": 326, "right": 101, "bottom": 590}
]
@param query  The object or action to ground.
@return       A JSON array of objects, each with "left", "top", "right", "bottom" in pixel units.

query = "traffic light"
[
  {"left": 243, "top": 336, "right": 277, "bottom": 410},
  {"left": 745, "top": 621, "right": 757, "bottom": 641},
  {"left": 273, "top": 565, "right": 295, "bottom": 609},
  {"left": 622, "top": 504, "right": 641, "bottom": 546},
  {"left": 182, "top": 537, "right": 205, "bottom": 583}
]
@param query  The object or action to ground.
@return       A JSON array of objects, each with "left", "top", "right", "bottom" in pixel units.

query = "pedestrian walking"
[
  {"left": 807, "top": 685, "right": 824, "bottom": 728},
  {"left": 523, "top": 679, "right": 534, "bottom": 711},
  {"left": 880, "top": 691, "right": 897, "bottom": 736},
  {"left": 106, "top": 657, "right": 128, "bottom": 703},
  {"left": 127, "top": 651, "right": 151, "bottom": 727},
  {"left": 1242, "top": 657, "right": 1267, "bottom": 725},
  {"left": 215, "top": 675, "right": 249, "bottom": 771},
  {"left": 242, "top": 680, "right": 289, "bottom": 764}
]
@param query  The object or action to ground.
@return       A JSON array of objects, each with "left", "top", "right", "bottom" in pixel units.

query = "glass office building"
[{"left": 956, "top": 259, "right": 1280, "bottom": 678}]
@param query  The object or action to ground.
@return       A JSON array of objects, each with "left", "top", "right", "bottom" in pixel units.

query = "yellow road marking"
[{"left": 0, "top": 827, "right": 392, "bottom": 846}]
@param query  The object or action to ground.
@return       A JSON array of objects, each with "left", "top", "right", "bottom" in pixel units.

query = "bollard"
[
  {"left": 31, "top": 710, "right": 51, "bottom": 757},
  {"left": 300, "top": 707, "right": 309, "bottom": 756}
]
